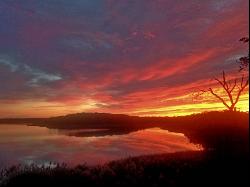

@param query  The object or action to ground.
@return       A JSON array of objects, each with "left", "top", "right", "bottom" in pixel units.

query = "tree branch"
[
  {"left": 229, "top": 79, "right": 237, "bottom": 93},
  {"left": 223, "top": 71, "right": 230, "bottom": 90},
  {"left": 208, "top": 88, "right": 230, "bottom": 109},
  {"left": 232, "top": 77, "right": 249, "bottom": 108},
  {"left": 214, "top": 74, "right": 234, "bottom": 104}
]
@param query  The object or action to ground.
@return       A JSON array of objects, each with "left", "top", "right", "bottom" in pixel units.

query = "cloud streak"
[{"left": 0, "top": 0, "right": 248, "bottom": 117}]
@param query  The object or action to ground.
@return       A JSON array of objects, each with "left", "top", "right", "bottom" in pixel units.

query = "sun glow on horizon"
[
  {"left": 132, "top": 92, "right": 249, "bottom": 117},
  {"left": 0, "top": 92, "right": 248, "bottom": 118}
]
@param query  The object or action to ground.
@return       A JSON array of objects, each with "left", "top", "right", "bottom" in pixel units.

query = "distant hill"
[
  {"left": 0, "top": 112, "right": 168, "bottom": 129},
  {"left": 0, "top": 111, "right": 248, "bottom": 130},
  {"left": 39, "top": 112, "right": 154, "bottom": 129}
]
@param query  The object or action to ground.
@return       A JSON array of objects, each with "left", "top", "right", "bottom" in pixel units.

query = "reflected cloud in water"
[{"left": 0, "top": 125, "right": 202, "bottom": 168}]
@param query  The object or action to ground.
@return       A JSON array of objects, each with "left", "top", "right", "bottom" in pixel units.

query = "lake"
[{"left": 0, "top": 124, "right": 202, "bottom": 169}]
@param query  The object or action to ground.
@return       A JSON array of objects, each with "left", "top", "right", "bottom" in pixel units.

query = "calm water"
[{"left": 0, "top": 124, "right": 202, "bottom": 169}]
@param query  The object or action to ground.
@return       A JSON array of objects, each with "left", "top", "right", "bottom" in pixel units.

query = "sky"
[{"left": 0, "top": 0, "right": 249, "bottom": 118}]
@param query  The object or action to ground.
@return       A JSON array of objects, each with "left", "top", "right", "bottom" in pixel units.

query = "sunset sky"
[{"left": 0, "top": 0, "right": 249, "bottom": 118}]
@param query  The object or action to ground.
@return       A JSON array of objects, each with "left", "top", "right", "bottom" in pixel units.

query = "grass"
[{"left": 1, "top": 151, "right": 249, "bottom": 186}]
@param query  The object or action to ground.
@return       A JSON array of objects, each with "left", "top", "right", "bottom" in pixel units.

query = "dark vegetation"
[
  {"left": 0, "top": 111, "right": 249, "bottom": 186},
  {"left": 161, "top": 111, "right": 249, "bottom": 153},
  {"left": 238, "top": 37, "right": 249, "bottom": 71},
  {"left": 0, "top": 151, "right": 249, "bottom": 186}
]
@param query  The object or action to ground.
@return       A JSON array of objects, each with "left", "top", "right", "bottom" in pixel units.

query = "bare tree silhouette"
[
  {"left": 198, "top": 71, "right": 248, "bottom": 111},
  {"left": 195, "top": 38, "right": 249, "bottom": 111}
]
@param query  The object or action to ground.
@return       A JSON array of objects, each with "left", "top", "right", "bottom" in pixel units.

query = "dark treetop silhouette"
[{"left": 238, "top": 37, "right": 249, "bottom": 71}]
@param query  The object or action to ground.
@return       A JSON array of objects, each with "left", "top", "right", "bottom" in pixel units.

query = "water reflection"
[{"left": 0, "top": 124, "right": 202, "bottom": 169}]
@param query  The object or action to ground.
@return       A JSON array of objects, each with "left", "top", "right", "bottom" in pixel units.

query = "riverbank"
[{"left": 1, "top": 150, "right": 249, "bottom": 186}]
